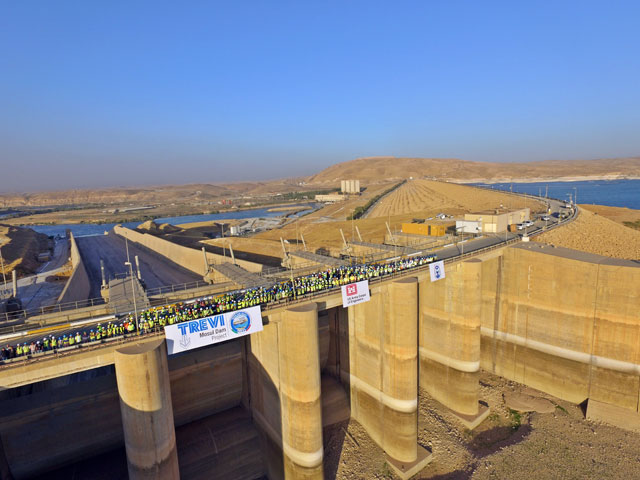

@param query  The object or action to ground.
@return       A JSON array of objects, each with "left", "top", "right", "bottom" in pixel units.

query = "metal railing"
[
  {"left": 0, "top": 296, "right": 107, "bottom": 324},
  {"left": 1, "top": 203, "right": 582, "bottom": 366},
  {"left": 1, "top": 188, "right": 579, "bottom": 330}
]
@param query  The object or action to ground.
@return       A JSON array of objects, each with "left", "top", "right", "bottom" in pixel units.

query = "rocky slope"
[{"left": 307, "top": 156, "right": 640, "bottom": 184}]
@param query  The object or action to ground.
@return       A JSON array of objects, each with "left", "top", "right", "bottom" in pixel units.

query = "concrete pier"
[
  {"left": 420, "top": 259, "right": 489, "bottom": 428},
  {"left": 278, "top": 303, "right": 324, "bottom": 479},
  {"left": 114, "top": 339, "right": 180, "bottom": 480},
  {"left": 345, "top": 277, "right": 432, "bottom": 479},
  {"left": 384, "top": 278, "right": 419, "bottom": 462}
]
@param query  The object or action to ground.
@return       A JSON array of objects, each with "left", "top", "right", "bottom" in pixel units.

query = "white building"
[{"left": 341, "top": 179, "right": 360, "bottom": 194}]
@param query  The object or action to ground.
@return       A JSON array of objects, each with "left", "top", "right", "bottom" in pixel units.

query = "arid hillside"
[
  {"left": 247, "top": 180, "right": 544, "bottom": 257},
  {"left": 307, "top": 156, "right": 640, "bottom": 184},
  {"left": 0, "top": 224, "right": 51, "bottom": 277},
  {"left": 2, "top": 156, "right": 639, "bottom": 208},
  {"left": 367, "top": 179, "right": 545, "bottom": 218},
  {"left": 534, "top": 207, "right": 640, "bottom": 260},
  {"left": 0, "top": 178, "right": 309, "bottom": 207}
]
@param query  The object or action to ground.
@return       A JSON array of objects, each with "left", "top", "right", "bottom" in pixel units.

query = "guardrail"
[
  {"left": 1, "top": 188, "right": 579, "bottom": 331},
  {"left": 0, "top": 202, "right": 581, "bottom": 366},
  {"left": 0, "top": 296, "right": 107, "bottom": 324}
]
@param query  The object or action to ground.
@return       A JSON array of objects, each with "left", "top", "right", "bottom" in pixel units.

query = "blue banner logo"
[{"left": 230, "top": 311, "right": 251, "bottom": 334}]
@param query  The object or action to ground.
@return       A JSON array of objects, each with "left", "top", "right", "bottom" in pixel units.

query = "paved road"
[
  {"left": 4, "top": 195, "right": 578, "bottom": 350},
  {"left": 13, "top": 238, "right": 70, "bottom": 311},
  {"left": 76, "top": 233, "right": 202, "bottom": 299}
]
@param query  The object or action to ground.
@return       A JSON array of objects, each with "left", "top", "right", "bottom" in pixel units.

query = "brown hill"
[
  {"left": 534, "top": 207, "right": 640, "bottom": 260},
  {"left": 0, "top": 224, "right": 51, "bottom": 277},
  {"left": 0, "top": 178, "right": 307, "bottom": 208},
  {"left": 2, "top": 156, "right": 639, "bottom": 208},
  {"left": 307, "top": 156, "right": 640, "bottom": 184},
  {"left": 367, "top": 179, "right": 545, "bottom": 218}
]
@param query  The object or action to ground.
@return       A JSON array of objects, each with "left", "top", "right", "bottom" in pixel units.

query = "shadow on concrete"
[
  {"left": 32, "top": 446, "right": 128, "bottom": 480},
  {"left": 245, "top": 333, "right": 284, "bottom": 480},
  {"left": 321, "top": 305, "right": 351, "bottom": 478}
]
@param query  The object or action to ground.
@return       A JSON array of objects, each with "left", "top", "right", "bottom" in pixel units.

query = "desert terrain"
[
  {"left": 533, "top": 206, "right": 640, "bottom": 260},
  {"left": 308, "top": 156, "right": 640, "bottom": 185},
  {"left": 325, "top": 371, "right": 640, "bottom": 480},
  {"left": 1, "top": 156, "right": 639, "bottom": 212},
  {"left": 0, "top": 224, "right": 51, "bottom": 277},
  {"left": 366, "top": 179, "right": 545, "bottom": 218},
  {"left": 205, "top": 180, "right": 546, "bottom": 260}
]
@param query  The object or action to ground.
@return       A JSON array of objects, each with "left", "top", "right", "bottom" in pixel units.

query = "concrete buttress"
[
  {"left": 279, "top": 303, "right": 324, "bottom": 479},
  {"left": 420, "top": 259, "right": 489, "bottom": 428},
  {"left": 346, "top": 277, "right": 432, "bottom": 479},
  {"left": 383, "top": 277, "right": 419, "bottom": 462},
  {"left": 114, "top": 338, "right": 180, "bottom": 480}
]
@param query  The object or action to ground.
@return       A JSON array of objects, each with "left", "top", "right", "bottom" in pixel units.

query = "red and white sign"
[{"left": 341, "top": 280, "right": 370, "bottom": 307}]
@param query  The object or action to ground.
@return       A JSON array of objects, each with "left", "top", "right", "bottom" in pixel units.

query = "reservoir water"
[
  {"left": 26, "top": 203, "right": 320, "bottom": 238},
  {"left": 473, "top": 179, "right": 640, "bottom": 210}
]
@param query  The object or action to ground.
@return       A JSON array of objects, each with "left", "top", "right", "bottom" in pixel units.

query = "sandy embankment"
[
  {"left": 325, "top": 371, "right": 640, "bottom": 479},
  {"left": 0, "top": 224, "right": 51, "bottom": 278},
  {"left": 534, "top": 206, "right": 640, "bottom": 260}
]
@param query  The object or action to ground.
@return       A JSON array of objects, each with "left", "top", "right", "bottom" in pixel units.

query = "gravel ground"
[
  {"left": 534, "top": 207, "right": 640, "bottom": 260},
  {"left": 324, "top": 371, "right": 640, "bottom": 479}
]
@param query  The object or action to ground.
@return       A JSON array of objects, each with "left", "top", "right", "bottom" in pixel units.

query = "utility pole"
[
  {"left": 221, "top": 224, "right": 225, "bottom": 259},
  {"left": 125, "top": 261, "right": 139, "bottom": 333},
  {"left": 202, "top": 247, "right": 208, "bottom": 274},
  {"left": 135, "top": 255, "right": 141, "bottom": 280},
  {"left": 0, "top": 248, "right": 7, "bottom": 293},
  {"left": 125, "top": 237, "right": 131, "bottom": 265},
  {"left": 100, "top": 259, "right": 106, "bottom": 288}
]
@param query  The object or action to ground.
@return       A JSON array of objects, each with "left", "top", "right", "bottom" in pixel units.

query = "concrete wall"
[
  {"left": 4, "top": 241, "right": 640, "bottom": 478},
  {"left": 419, "top": 260, "right": 482, "bottom": 416},
  {"left": 480, "top": 244, "right": 640, "bottom": 412},
  {"left": 114, "top": 226, "right": 266, "bottom": 281},
  {"left": 0, "top": 341, "right": 243, "bottom": 479},
  {"left": 56, "top": 232, "right": 91, "bottom": 305},
  {"left": 338, "top": 278, "right": 421, "bottom": 463},
  {"left": 247, "top": 303, "right": 336, "bottom": 480}
]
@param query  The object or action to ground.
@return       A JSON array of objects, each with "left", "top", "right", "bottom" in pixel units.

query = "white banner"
[
  {"left": 341, "top": 280, "right": 371, "bottom": 307},
  {"left": 429, "top": 260, "right": 446, "bottom": 282},
  {"left": 164, "top": 305, "right": 263, "bottom": 355}
]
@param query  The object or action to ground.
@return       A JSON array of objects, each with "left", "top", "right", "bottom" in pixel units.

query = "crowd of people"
[{"left": 1, "top": 254, "right": 437, "bottom": 361}]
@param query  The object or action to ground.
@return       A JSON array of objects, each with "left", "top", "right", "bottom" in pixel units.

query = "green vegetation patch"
[
  {"left": 623, "top": 220, "right": 640, "bottom": 231},
  {"left": 508, "top": 409, "right": 522, "bottom": 431},
  {"left": 347, "top": 180, "right": 406, "bottom": 220}
]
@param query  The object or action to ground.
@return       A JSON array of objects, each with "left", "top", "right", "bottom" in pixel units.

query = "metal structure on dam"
[{"left": 1, "top": 197, "right": 639, "bottom": 479}]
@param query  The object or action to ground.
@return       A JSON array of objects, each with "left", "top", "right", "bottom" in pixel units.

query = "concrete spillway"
[{"left": 1, "top": 242, "right": 640, "bottom": 479}]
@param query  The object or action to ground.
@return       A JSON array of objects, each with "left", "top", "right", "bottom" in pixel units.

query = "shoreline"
[{"left": 454, "top": 175, "right": 640, "bottom": 184}]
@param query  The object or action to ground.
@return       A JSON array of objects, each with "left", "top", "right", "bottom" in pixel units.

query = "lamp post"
[
  {"left": 124, "top": 261, "right": 139, "bottom": 333},
  {"left": 456, "top": 225, "right": 464, "bottom": 257},
  {"left": 0, "top": 248, "right": 7, "bottom": 294}
]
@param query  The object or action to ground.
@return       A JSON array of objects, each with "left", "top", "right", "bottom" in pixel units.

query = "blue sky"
[{"left": 1, "top": 1, "right": 639, "bottom": 191}]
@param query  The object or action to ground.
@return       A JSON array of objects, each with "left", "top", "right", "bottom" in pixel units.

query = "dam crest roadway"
[{"left": 2, "top": 191, "right": 638, "bottom": 479}]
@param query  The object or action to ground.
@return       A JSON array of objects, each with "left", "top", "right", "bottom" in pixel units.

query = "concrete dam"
[{"left": 0, "top": 242, "right": 639, "bottom": 479}]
